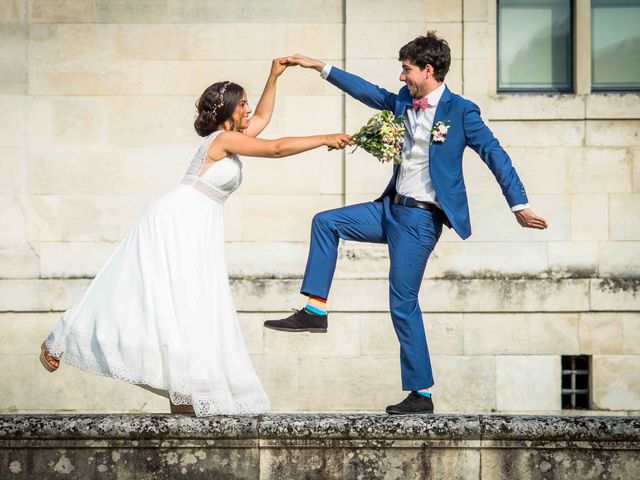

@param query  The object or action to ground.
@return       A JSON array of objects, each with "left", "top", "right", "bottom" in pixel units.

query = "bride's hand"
[
  {"left": 270, "top": 57, "right": 288, "bottom": 78},
  {"left": 324, "top": 134, "right": 353, "bottom": 150}
]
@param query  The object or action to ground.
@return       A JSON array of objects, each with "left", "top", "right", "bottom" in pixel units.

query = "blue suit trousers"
[{"left": 300, "top": 197, "right": 444, "bottom": 390}]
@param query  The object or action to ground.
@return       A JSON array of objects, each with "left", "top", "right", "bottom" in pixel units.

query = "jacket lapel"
[{"left": 428, "top": 86, "right": 452, "bottom": 163}]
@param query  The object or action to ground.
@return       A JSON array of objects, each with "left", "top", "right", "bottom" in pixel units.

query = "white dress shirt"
[{"left": 321, "top": 65, "right": 529, "bottom": 212}]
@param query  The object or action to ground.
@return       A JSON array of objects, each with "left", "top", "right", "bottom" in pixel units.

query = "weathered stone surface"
[{"left": 1, "top": 414, "right": 639, "bottom": 479}]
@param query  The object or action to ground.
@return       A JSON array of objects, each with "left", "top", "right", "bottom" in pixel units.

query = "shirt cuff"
[
  {"left": 320, "top": 64, "right": 332, "bottom": 79},
  {"left": 511, "top": 203, "right": 530, "bottom": 212}
]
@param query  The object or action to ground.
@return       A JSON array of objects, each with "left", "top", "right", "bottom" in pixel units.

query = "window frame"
[{"left": 496, "top": 0, "right": 575, "bottom": 94}]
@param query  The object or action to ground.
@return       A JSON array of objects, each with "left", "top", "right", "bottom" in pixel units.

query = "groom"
[{"left": 264, "top": 32, "right": 548, "bottom": 414}]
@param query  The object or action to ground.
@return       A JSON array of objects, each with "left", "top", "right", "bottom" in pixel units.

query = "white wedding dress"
[{"left": 44, "top": 131, "right": 270, "bottom": 416}]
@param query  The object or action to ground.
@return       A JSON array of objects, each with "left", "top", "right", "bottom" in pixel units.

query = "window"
[
  {"left": 591, "top": 0, "right": 640, "bottom": 91},
  {"left": 497, "top": 0, "right": 573, "bottom": 92},
  {"left": 561, "top": 355, "right": 590, "bottom": 409}
]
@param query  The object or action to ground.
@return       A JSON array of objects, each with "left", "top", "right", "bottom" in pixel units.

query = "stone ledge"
[
  {"left": 2, "top": 413, "right": 639, "bottom": 442},
  {"left": 2, "top": 414, "right": 640, "bottom": 479}
]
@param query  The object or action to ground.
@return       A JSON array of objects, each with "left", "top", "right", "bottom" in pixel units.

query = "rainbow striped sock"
[
  {"left": 417, "top": 389, "right": 431, "bottom": 398},
  {"left": 304, "top": 295, "right": 327, "bottom": 316}
]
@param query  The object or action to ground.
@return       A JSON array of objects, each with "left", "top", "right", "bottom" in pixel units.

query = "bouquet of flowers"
[{"left": 333, "top": 110, "right": 406, "bottom": 164}]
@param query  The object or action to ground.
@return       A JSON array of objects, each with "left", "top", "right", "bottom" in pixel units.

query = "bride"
[{"left": 39, "top": 58, "right": 351, "bottom": 416}]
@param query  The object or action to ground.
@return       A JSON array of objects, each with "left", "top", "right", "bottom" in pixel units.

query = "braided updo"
[{"left": 194, "top": 81, "right": 245, "bottom": 137}]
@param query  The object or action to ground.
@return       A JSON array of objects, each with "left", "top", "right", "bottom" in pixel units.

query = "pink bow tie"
[{"left": 412, "top": 97, "right": 430, "bottom": 111}]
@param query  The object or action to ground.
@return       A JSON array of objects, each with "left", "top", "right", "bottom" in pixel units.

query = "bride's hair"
[{"left": 194, "top": 81, "right": 245, "bottom": 137}]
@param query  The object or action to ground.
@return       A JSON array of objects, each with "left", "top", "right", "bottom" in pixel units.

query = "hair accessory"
[{"left": 210, "top": 81, "right": 230, "bottom": 120}]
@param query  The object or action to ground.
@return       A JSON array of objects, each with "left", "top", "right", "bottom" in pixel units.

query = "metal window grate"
[{"left": 561, "top": 355, "right": 591, "bottom": 409}]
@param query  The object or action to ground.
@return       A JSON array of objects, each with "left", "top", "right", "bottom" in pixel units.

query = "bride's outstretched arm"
[
  {"left": 210, "top": 131, "right": 352, "bottom": 159},
  {"left": 245, "top": 58, "right": 288, "bottom": 138}
]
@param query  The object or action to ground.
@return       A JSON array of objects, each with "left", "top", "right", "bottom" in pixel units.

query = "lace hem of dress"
[
  {"left": 44, "top": 336, "right": 271, "bottom": 417},
  {"left": 180, "top": 176, "right": 228, "bottom": 203}
]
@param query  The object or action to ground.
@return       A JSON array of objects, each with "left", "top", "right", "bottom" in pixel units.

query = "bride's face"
[{"left": 232, "top": 93, "right": 252, "bottom": 132}]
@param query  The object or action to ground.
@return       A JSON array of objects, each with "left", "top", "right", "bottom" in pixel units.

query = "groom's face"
[{"left": 399, "top": 60, "right": 429, "bottom": 98}]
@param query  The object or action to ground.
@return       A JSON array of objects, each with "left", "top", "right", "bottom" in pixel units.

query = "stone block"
[
  {"left": 587, "top": 93, "right": 640, "bottom": 119},
  {"left": 622, "top": 313, "right": 640, "bottom": 354},
  {"left": 427, "top": 241, "right": 548, "bottom": 278},
  {"left": 164, "top": 0, "right": 343, "bottom": 23},
  {"left": 347, "top": 0, "right": 426, "bottom": 22},
  {"left": 251, "top": 354, "right": 299, "bottom": 412},
  {"left": 464, "top": 314, "right": 529, "bottom": 355},
  {"left": 486, "top": 95, "right": 585, "bottom": 121},
  {"left": 633, "top": 148, "right": 640, "bottom": 193},
  {"left": 548, "top": 241, "right": 598, "bottom": 277},
  {"left": 0, "top": 147, "right": 22, "bottom": 194},
  {"left": 0, "top": 0, "right": 26, "bottom": 23},
  {"left": 344, "top": 147, "right": 396, "bottom": 195},
  {"left": 491, "top": 120, "right": 585, "bottom": 147},
  {"left": 94, "top": 0, "right": 170, "bottom": 23},
  {"left": 0, "top": 278, "right": 90, "bottom": 311},
  {"left": 33, "top": 242, "right": 114, "bottom": 278},
  {"left": 464, "top": 0, "right": 488, "bottom": 21},
  {"left": 264, "top": 312, "right": 359, "bottom": 357},
  {"left": 496, "top": 355, "right": 560, "bottom": 411},
  {"left": 106, "top": 96, "right": 195, "bottom": 147},
  {"left": 29, "top": 0, "right": 94, "bottom": 23},
  {"left": 422, "top": 279, "right": 590, "bottom": 313},
  {"left": 59, "top": 195, "right": 152, "bottom": 242},
  {"left": 0, "top": 354, "right": 37, "bottom": 411},
  {"left": 29, "top": 59, "right": 144, "bottom": 96},
  {"left": 0, "top": 312, "right": 59, "bottom": 355},
  {"left": 26, "top": 195, "right": 61, "bottom": 241},
  {"left": 586, "top": 120, "right": 640, "bottom": 147},
  {"left": 226, "top": 242, "right": 308, "bottom": 278},
  {"left": 590, "top": 278, "right": 640, "bottom": 311},
  {"left": 347, "top": 22, "right": 428, "bottom": 59},
  {"left": 427, "top": 314, "right": 465, "bottom": 355},
  {"left": 579, "top": 313, "right": 623, "bottom": 355},
  {"left": 569, "top": 148, "right": 632, "bottom": 193},
  {"left": 29, "top": 24, "right": 118, "bottom": 60},
  {"left": 426, "top": 0, "right": 462, "bottom": 22},
  {"left": 598, "top": 242, "right": 640, "bottom": 278},
  {"left": 237, "top": 313, "right": 264, "bottom": 356},
  {"left": 239, "top": 194, "right": 342, "bottom": 242},
  {"left": 571, "top": 194, "right": 608, "bottom": 241},
  {"left": 609, "top": 194, "right": 640, "bottom": 240},
  {"left": 463, "top": 58, "right": 490, "bottom": 95},
  {"left": 223, "top": 195, "right": 243, "bottom": 242},
  {"left": 431, "top": 355, "right": 495, "bottom": 412},
  {"left": 463, "top": 22, "right": 487, "bottom": 60},
  {"left": 467, "top": 193, "right": 570, "bottom": 242},
  {"left": 446, "top": 59, "right": 463, "bottom": 93},
  {"left": 0, "top": 245, "right": 39, "bottom": 278},
  {"left": 334, "top": 242, "right": 389, "bottom": 279},
  {"left": 528, "top": 314, "right": 580, "bottom": 355},
  {"left": 592, "top": 355, "right": 640, "bottom": 410},
  {"left": 50, "top": 97, "right": 108, "bottom": 147},
  {"left": 298, "top": 356, "right": 401, "bottom": 411},
  {"left": 467, "top": 146, "right": 569, "bottom": 195},
  {"left": 0, "top": 194, "right": 26, "bottom": 245},
  {"left": 286, "top": 23, "right": 343, "bottom": 60},
  {"left": 0, "top": 95, "right": 23, "bottom": 147},
  {"left": 359, "top": 313, "right": 399, "bottom": 355},
  {"left": 0, "top": 24, "right": 27, "bottom": 94}
]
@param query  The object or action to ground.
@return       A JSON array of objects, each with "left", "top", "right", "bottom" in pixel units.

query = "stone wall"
[
  {"left": 2, "top": 414, "right": 640, "bottom": 479},
  {"left": 0, "top": 0, "right": 638, "bottom": 415}
]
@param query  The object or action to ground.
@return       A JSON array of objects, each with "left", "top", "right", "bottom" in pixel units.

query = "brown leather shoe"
[{"left": 264, "top": 309, "right": 328, "bottom": 333}]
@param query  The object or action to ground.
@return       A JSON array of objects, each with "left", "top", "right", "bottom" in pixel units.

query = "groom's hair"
[{"left": 399, "top": 31, "right": 451, "bottom": 82}]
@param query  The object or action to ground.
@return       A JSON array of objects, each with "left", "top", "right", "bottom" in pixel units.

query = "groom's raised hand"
[{"left": 283, "top": 54, "right": 325, "bottom": 72}]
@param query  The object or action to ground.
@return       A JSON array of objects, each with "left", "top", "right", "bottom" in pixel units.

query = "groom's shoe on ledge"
[
  {"left": 386, "top": 392, "right": 434, "bottom": 415},
  {"left": 264, "top": 309, "right": 328, "bottom": 333}
]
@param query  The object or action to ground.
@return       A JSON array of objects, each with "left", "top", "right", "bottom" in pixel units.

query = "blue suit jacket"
[{"left": 326, "top": 67, "right": 528, "bottom": 240}]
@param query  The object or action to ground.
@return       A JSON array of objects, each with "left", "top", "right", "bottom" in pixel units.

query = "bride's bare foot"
[
  {"left": 39, "top": 343, "right": 60, "bottom": 372},
  {"left": 170, "top": 401, "right": 195, "bottom": 414}
]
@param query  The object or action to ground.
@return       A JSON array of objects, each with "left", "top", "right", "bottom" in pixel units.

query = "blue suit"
[{"left": 301, "top": 67, "right": 528, "bottom": 391}]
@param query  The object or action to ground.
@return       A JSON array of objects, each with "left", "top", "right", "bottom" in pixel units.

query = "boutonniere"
[{"left": 430, "top": 120, "right": 450, "bottom": 144}]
